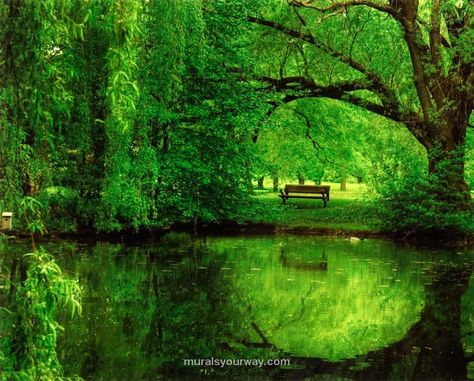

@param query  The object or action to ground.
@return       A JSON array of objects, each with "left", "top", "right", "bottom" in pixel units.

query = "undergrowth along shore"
[{"left": 3, "top": 183, "right": 473, "bottom": 247}]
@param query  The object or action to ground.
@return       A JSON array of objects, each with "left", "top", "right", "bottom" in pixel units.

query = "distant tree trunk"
[
  {"left": 357, "top": 176, "right": 363, "bottom": 184},
  {"left": 273, "top": 176, "right": 279, "bottom": 192},
  {"left": 0, "top": 152, "right": 5, "bottom": 197},
  {"left": 340, "top": 176, "right": 347, "bottom": 191},
  {"left": 257, "top": 177, "right": 264, "bottom": 189},
  {"left": 247, "top": 181, "right": 254, "bottom": 193},
  {"left": 297, "top": 173, "right": 304, "bottom": 185}
]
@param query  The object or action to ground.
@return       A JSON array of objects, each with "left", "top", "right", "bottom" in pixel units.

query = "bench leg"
[
  {"left": 282, "top": 197, "right": 287, "bottom": 205},
  {"left": 323, "top": 200, "right": 327, "bottom": 208}
]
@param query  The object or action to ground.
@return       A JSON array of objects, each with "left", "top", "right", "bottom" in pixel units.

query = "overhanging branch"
[
  {"left": 259, "top": 77, "right": 429, "bottom": 144},
  {"left": 258, "top": 75, "right": 403, "bottom": 123},
  {"left": 247, "top": 15, "right": 379, "bottom": 82},
  {"left": 289, "top": 0, "right": 400, "bottom": 21},
  {"left": 246, "top": 15, "right": 400, "bottom": 115}
]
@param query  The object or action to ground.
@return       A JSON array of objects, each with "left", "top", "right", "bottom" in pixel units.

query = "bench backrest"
[{"left": 284, "top": 184, "right": 330, "bottom": 194}]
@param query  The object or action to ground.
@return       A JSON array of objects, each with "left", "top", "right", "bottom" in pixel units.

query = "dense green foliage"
[
  {"left": 375, "top": 146, "right": 474, "bottom": 234},
  {"left": 0, "top": 0, "right": 473, "bottom": 234},
  {"left": 0, "top": 245, "right": 82, "bottom": 380},
  {"left": 0, "top": 195, "right": 81, "bottom": 380}
]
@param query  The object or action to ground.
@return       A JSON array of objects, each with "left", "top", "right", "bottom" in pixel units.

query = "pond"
[{"left": 2, "top": 233, "right": 474, "bottom": 380}]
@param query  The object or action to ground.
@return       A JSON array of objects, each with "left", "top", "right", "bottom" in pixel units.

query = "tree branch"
[
  {"left": 258, "top": 75, "right": 404, "bottom": 123},
  {"left": 293, "top": 109, "right": 334, "bottom": 164},
  {"left": 289, "top": 0, "right": 400, "bottom": 21},
  {"left": 429, "top": 0, "right": 442, "bottom": 67},
  {"left": 247, "top": 15, "right": 381, "bottom": 83},
  {"left": 416, "top": 18, "right": 451, "bottom": 49},
  {"left": 246, "top": 15, "right": 401, "bottom": 120}
]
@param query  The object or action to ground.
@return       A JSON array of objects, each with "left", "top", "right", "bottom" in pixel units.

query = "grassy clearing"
[{"left": 250, "top": 182, "right": 382, "bottom": 233}]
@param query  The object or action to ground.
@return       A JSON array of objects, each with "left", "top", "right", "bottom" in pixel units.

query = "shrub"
[
  {"left": 37, "top": 187, "right": 82, "bottom": 232},
  {"left": 374, "top": 152, "right": 473, "bottom": 236}
]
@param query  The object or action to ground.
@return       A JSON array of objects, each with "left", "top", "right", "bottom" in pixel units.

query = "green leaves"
[
  {"left": 18, "top": 197, "right": 46, "bottom": 237},
  {"left": 0, "top": 248, "right": 82, "bottom": 380},
  {"left": 375, "top": 145, "right": 473, "bottom": 234}
]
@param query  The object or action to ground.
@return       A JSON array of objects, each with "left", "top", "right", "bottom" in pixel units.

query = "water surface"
[{"left": 2, "top": 234, "right": 474, "bottom": 380}]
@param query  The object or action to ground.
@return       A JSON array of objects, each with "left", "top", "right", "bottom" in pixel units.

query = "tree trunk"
[
  {"left": 257, "top": 177, "right": 264, "bottom": 189},
  {"left": 297, "top": 173, "right": 304, "bottom": 185},
  {"left": 162, "top": 124, "right": 169, "bottom": 152},
  {"left": 273, "top": 176, "right": 279, "bottom": 193},
  {"left": 426, "top": 135, "right": 471, "bottom": 210},
  {"left": 340, "top": 176, "right": 347, "bottom": 191}
]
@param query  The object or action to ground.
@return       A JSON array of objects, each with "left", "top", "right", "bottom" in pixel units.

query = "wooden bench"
[{"left": 279, "top": 184, "right": 330, "bottom": 207}]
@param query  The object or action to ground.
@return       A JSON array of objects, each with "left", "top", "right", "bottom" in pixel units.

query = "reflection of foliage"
[
  {"left": 209, "top": 235, "right": 426, "bottom": 360},
  {"left": 4, "top": 234, "right": 473, "bottom": 379},
  {"left": 56, "top": 235, "right": 277, "bottom": 380}
]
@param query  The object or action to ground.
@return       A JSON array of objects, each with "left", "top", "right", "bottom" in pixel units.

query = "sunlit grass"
[{"left": 250, "top": 182, "right": 381, "bottom": 232}]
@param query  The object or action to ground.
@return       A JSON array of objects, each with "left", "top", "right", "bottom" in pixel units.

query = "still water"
[{"left": 3, "top": 233, "right": 474, "bottom": 380}]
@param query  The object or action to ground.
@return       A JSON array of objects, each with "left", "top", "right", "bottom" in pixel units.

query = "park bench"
[{"left": 279, "top": 184, "right": 330, "bottom": 207}]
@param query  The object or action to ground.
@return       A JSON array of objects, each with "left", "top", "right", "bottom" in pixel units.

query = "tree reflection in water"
[{"left": 2, "top": 234, "right": 473, "bottom": 380}]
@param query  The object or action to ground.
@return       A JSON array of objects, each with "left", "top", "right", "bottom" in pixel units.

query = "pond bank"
[
  {"left": 2, "top": 220, "right": 473, "bottom": 248},
  {"left": 174, "top": 221, "right": 474, "bottom": 248}
]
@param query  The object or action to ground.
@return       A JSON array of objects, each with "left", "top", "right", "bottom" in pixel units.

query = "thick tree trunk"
[
  {"left": 257, "top": 177, "right": 264, "bottom": 189},
  {"left": 425, "top": 123, "right": 471, "bottom": 210}
]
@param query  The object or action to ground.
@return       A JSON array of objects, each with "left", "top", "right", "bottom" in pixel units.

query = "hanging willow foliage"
[
  {"left": 97, "top": 0, "right": 144, "bottom": 231},
  {"left": 0, "top": 0, "right": 83, "bottom": 210}
]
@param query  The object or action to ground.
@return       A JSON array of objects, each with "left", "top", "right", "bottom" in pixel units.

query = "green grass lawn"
[{"left": 250, "top": 182, "right": 382, "bottom": 233}]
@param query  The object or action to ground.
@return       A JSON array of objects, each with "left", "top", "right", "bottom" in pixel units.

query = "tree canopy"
[{"left": 0, "top": 0, "right": 473, "bottom": 233}]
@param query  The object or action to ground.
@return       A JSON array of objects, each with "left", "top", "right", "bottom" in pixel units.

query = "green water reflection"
[
  {"left": 211, "top": 237, "right": 426, "bottom": 360},
  {"left": 1, "top": 233, "right": 473, "bottom": 380}
]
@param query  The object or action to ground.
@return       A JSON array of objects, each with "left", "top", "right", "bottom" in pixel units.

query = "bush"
[
  {"left": 37, "top": 187, "right": 82, "bottom": 232},
  {"left": 374, "top": 155, "right": 473, "bottom": 235}
]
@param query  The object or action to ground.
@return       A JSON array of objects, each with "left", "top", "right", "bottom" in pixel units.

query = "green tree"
[
  {"left": 243, "top": 0, "right": 474, "bottom": 209},
  {"left": 0, "top": 0, "right": 82, "bottom": 209}
]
